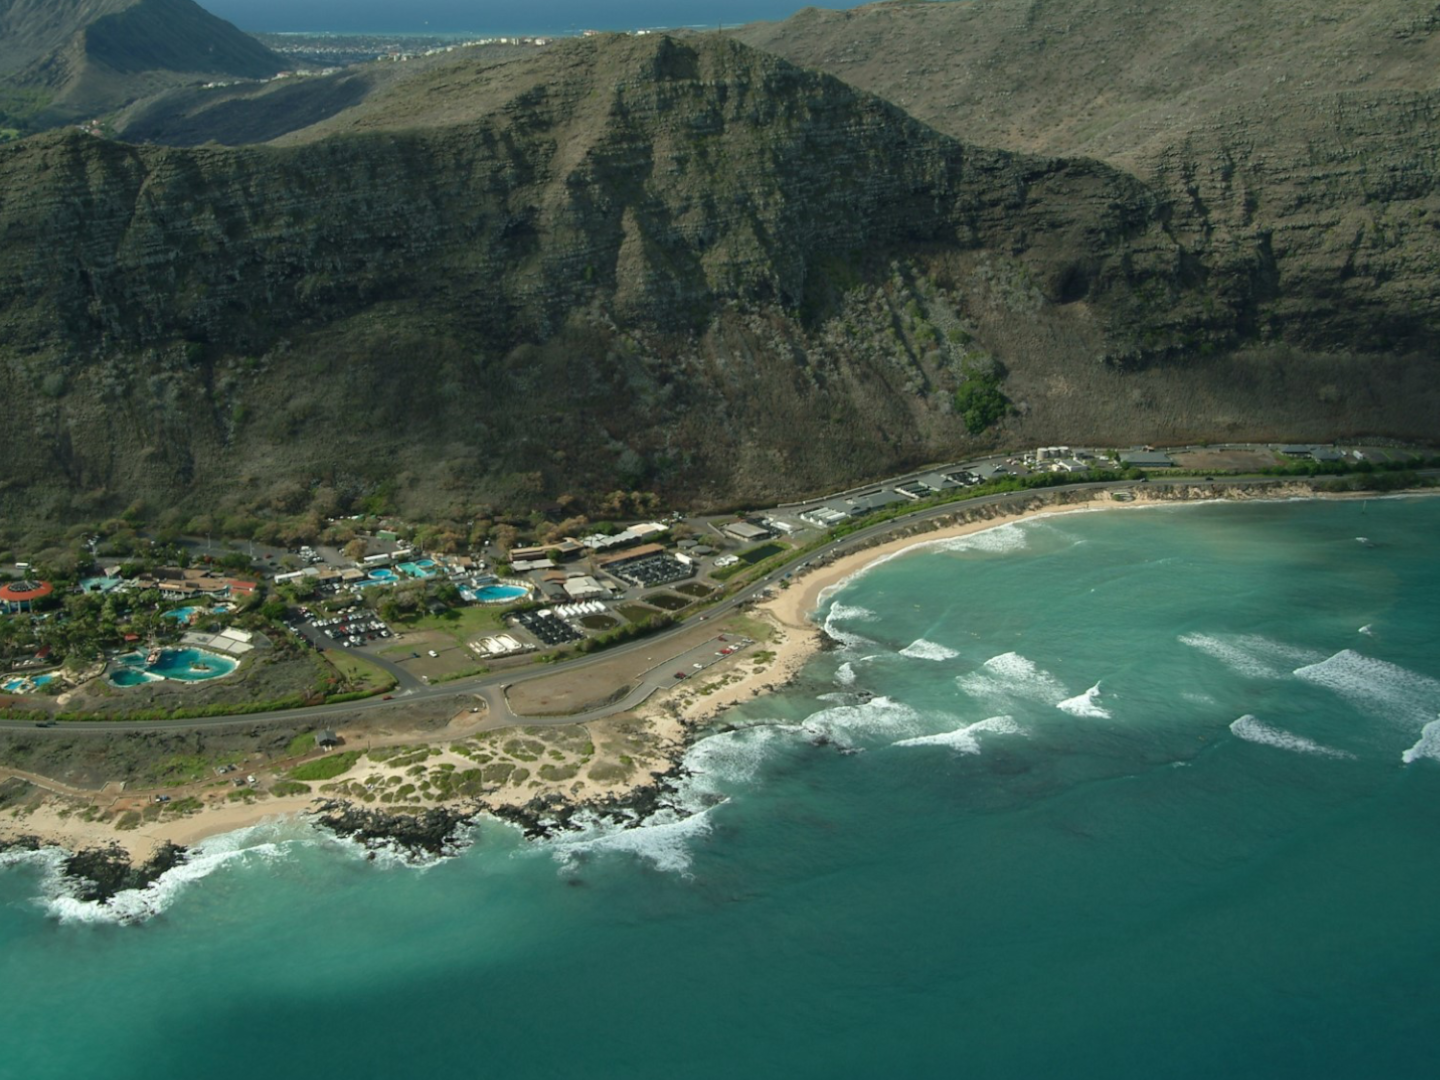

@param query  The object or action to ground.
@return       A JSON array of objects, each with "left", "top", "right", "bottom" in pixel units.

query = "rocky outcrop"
[{"left": 312, "top": 801, "right": 478, "bottom": 859}]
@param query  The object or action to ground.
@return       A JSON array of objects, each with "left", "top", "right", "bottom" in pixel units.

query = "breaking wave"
[
  {"left": 683, "top": 725, "right": 794, "bottom": 794},
  {"left": 934, "top": 521, "right": 1031, "bottom": 555},
  {"left": 957, "top": 652, "right": 1067, "bottom": 705},
  {"left": 1229, "top": 715, "right": 1355, "bottom": 760},
  {"left": 899, "top": 638, "right": 960, "bottom": 662},
  {"left": 800, "top": 695, "right": 929, "bottom": 746},
  {"left": 1293, "top": 650, "right": 1440, "bottom": 729},
  {"left": 1057, "top": 682, "right": 1111, "bottom": 719},
  {"left": 1401, "top": 719, "right": 1440, "bottom": 765},
  {"left": 893, "top": 715, "right": 1023, "bottom": 754},
  {"left": 1179, "top": 633, "right": 1327, "bottom": 679},
  {"left": 22, "top": 823, "right": 305, "bottom": 925},
  {"left": 545, "top": 807, "right": 715, "bottom": 877},
  {"left": 822, "top": 603, "right": 878, "bottom": 650}
]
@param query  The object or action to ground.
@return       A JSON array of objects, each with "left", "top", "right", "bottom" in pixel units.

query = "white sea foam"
[
  {"left": 893, "top": 715, "right": 1023, "bottom": 754},
  {"left": 1179, "top": 633, "right": 1327, "bottom": 679},
  {"left": 1401, "top": 719, "right": 1440, "bottom": 765},
  {"left": 822, "top": 604, "right": 878, "bottom": 650},
  {"left": 834, "top": 661, "right": 857, "bottom": 687},
  {"left": 899, "top": 638, "right": 960, "bottom": 662},
  {"left": 1229, "top": 715, "right": 1355, "bottom": 760},
  {"left": 934, "top": 521, "right": 1030, "bottom": 555},
  {"left": 1293, "top": 650, "right": 1440, "bottom": 729},
  {"left": 683, "top": 725, "right": 793, "bottom": 792},
  {"left": 957, "top": 651, "right": 1067, "bottom": 704},
  {"left": 827, "top": 603, "right": 877, "bottom": 623},
  {"left": 1358, "top": 624, "right": 1375, "bottom": 636},
  {"left": 1057, "top": 682, "right": 1111, "bottom": 719},
  {"left": 39, "top": 833, "right": 296, "bottom": 925},
  {"left": 546, "top": 807, "right": 715, "bottom": 877},
  {"left": 800, "top": 695, "right": 929, "bottom": 745}
]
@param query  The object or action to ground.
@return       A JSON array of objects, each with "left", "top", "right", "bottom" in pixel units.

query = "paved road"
[{"left": 1, "top": 472, "right": 1415, "bottom": 737}]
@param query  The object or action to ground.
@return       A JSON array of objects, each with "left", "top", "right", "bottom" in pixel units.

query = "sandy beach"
[{"left": 3, "top": 479, "right": 1423, "bottom": 867}]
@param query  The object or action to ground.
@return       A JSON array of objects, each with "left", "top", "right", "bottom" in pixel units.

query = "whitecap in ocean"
[
  {"left": 957, "top": 651, "right": 1067, "bottom": 705},
  {"left": 1229, "top": 715, "right": 1355, "bottom": 760},
  {"left": 1293, "top": 650, "right": 1440, "bottom": 729},
  {"left": 1401, "top": 718, "right": 1440, "bottom": 765},
  {"left": 898, "top": 638, "right": 960, "bottom": 662},
  {"left": 1179, "top": 633, "right": 1327, "bottom": 680},
  {"left": 1056, "top": 682, "right": 1111, "bottom": 719},
  {"left": 893, "top": 715, "right": 1023, "bottom": 754}
]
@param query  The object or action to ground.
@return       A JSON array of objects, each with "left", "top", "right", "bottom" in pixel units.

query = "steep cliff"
[
  {"left": 737, "top": 0, "right": 1440, "bottom": 357},
  {"left": 0, "top": 33, "right": 1432, "bottom": 533}
]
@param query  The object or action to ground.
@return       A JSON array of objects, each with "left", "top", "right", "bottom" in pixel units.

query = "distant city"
[{"left": 199, "top": 0, "right": 837, "bottom": 36}]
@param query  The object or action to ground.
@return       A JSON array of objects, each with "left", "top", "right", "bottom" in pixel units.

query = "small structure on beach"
[{"left": 316, "top": 730, "right": 340, "bottom": 749}]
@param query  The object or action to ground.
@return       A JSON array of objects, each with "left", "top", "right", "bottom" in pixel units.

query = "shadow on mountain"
[{"left": 119, "top": 73, "right": 374, "bottom": 146}]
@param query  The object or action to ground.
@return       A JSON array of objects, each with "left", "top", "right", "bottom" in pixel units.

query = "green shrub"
[{"left": 289, "top": 751, "right": 362, "bottom": 782}]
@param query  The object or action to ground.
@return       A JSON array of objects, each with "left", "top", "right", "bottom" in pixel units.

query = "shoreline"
[{"left": 2, "top": 480, "right": 1433, "bottom": 889}]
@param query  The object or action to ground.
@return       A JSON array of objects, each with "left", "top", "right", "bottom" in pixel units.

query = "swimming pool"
[
  {"left": 368, "top": 568, "right": 398, "bottom": 582},
  {"left": 397, "top": 562, "right": 436, "bottom": 579},
  {"left": 1, "top": 674, "right": 54, "bottom": 694},
  {"left": 109, "top": 648, "right": 239, "bottom": 687},
  {"left": 163, "top": 606, "right": 205, "bottom": 623},
  {"left": 467, "top": 585, "right": 530, "bottom": 604}
]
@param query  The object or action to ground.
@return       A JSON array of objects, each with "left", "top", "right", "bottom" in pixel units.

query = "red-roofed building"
[{"left": 0, "top": 580, "right": 53, "bottom": 613}]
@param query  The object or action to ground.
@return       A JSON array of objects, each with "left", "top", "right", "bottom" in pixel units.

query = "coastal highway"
[{"left": 0, "top": 473, "right": 1397, "bottom": 736}]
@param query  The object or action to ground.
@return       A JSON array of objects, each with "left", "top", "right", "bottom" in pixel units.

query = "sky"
[{"left": 196, "top": 1, "right": 864, "bottom": 35}]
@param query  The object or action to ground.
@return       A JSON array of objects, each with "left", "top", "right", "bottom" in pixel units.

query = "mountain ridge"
[
  {"left": 0, "top": 0, "right": 283, "bottom": 132},
  {"left": 0, "top": 28, "right": 1433, "bottom": 538}
]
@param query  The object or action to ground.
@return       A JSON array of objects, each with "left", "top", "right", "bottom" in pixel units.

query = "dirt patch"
[
  {"left": 504, "top": 616, "right": 750, "bottom": 717},
  {"left": 1171, "top": 448, "right": 1280, "bottom": 471}
]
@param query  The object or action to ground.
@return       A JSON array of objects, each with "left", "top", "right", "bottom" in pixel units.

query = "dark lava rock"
[
  {"left": 313, "top": 800, "right": 477, "bottom": 858},
  {"left": 485, "top": 792, "right": 585, "bottom": 840},
  {"left": 60, "top": 842, "right": 189, "bottom": 904},
  {"left": 0, "top": 834, "right": 44, "bottom": 856}
]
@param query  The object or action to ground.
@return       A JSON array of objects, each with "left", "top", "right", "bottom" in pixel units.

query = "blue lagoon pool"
[{"left": 109, "top": 648, "right": 238, "bottom": 687}]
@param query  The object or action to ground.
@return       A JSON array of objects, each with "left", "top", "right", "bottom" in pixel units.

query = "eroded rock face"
[{"left": 0, "top": 33, "right": 1432, "bottom": 527}]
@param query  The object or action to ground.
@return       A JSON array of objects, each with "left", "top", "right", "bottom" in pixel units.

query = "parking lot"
[{"left": 299, "top": 605, "right": 395, "bottom": 649}]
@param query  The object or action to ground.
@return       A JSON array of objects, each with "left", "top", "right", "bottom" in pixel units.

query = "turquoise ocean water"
[{"left": 3, "top": 496, "right": 1438, "bottom": 1078}]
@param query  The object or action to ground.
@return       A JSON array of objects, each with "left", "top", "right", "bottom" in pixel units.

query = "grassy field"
[
  {"left": 322, "top": 650, "right": 394, "bottom": 693},
  {"left": 389, "top": 605, "right": 507, "bottom": 647}
]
